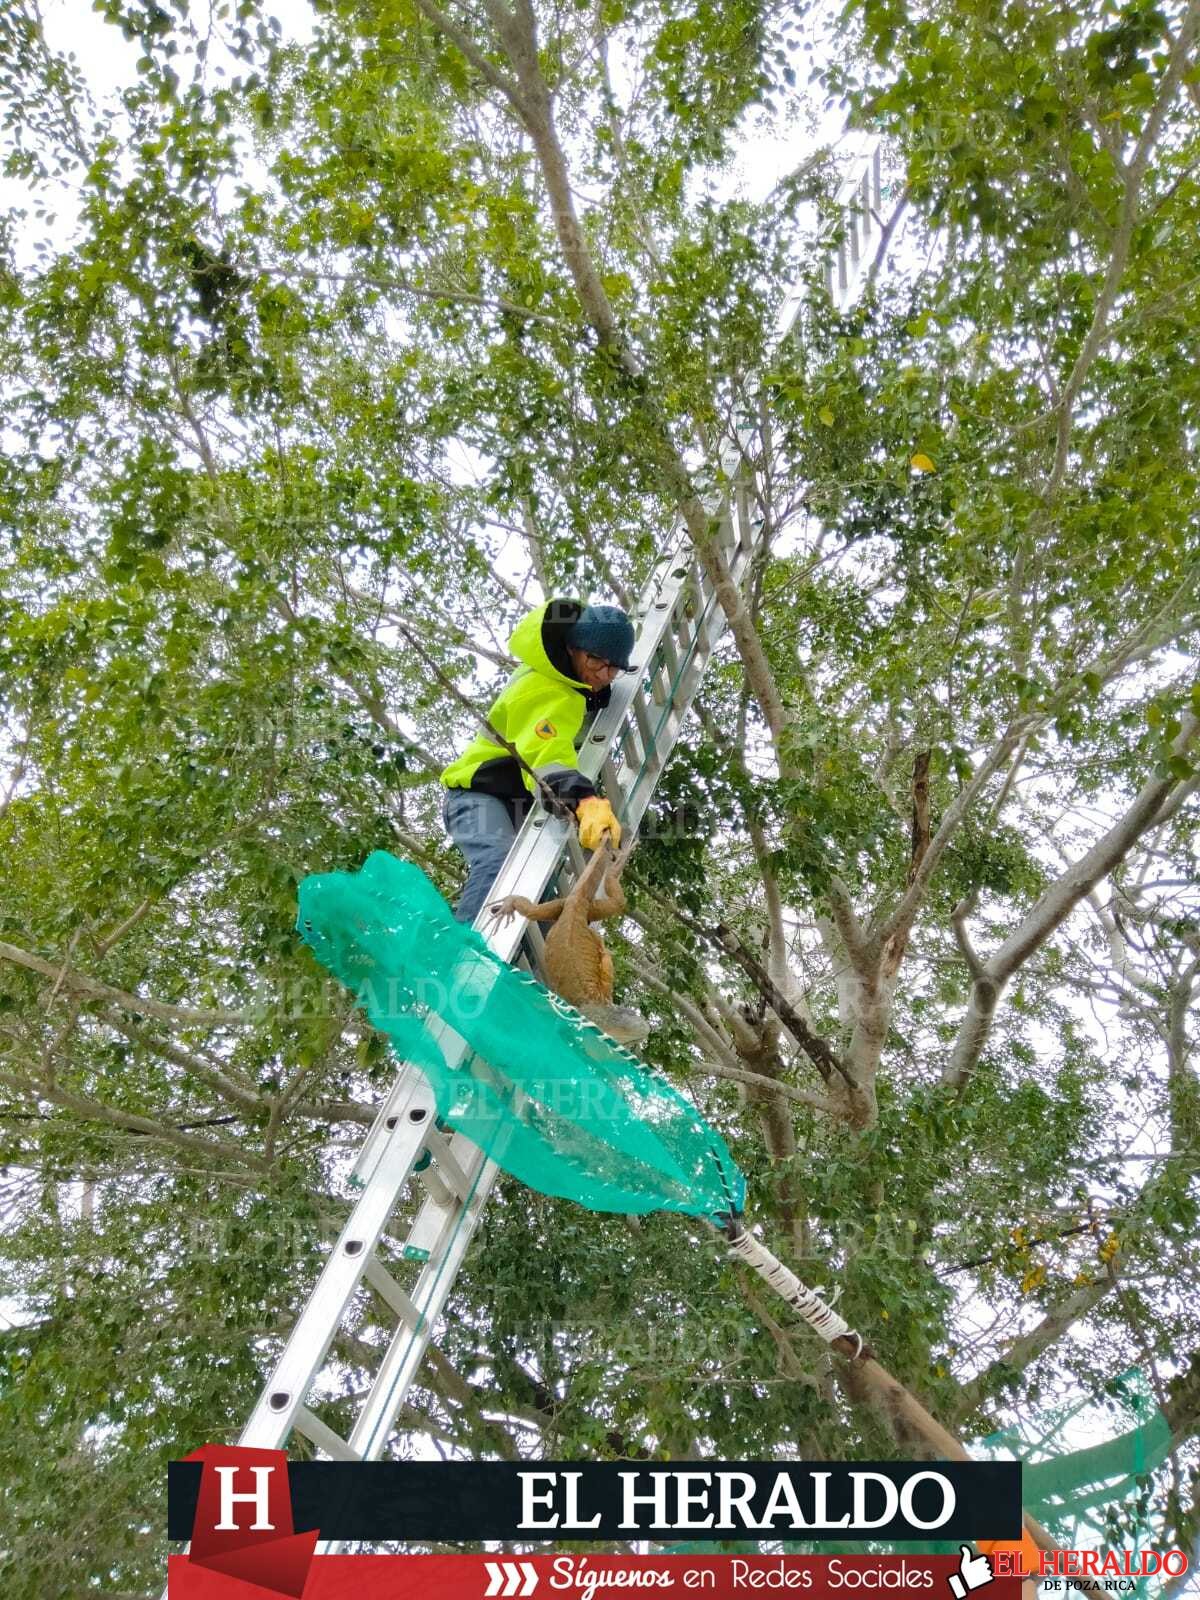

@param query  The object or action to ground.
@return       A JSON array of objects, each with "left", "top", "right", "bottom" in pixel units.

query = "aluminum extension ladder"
[{"left": 216, "top": 140, "right": 886, "bottom": 1514}]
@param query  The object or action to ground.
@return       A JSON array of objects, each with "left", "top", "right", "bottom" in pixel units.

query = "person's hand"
[
  {"left": 947, "top": 1545, "right": 994, "bottom": 1600},
  {"left": 577, "top": 796, "right": 620, "bottom": 850}
]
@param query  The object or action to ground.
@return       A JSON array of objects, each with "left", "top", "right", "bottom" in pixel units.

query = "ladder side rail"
[
  {"left": 234, "top": 495, "right": 729, "bottom": 1454},
  {"left": 305, "top": 465, "right": 779, "bottom": 1473},
  {"left": 343, "top": 1149, "right": 499, "bottom": 1466},
  {"left": 239, "top": 1072, "right": 436, "bottom": 1449}
]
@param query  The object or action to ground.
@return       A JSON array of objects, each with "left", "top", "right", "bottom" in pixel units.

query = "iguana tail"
[{"left": 581, "top": 1002, "right": 650, "bottom": 1046}]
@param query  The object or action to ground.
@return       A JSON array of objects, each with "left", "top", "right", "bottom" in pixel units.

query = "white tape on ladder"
[{"left": 728, "top": 1229, "right": 863, "bottom": 1356}]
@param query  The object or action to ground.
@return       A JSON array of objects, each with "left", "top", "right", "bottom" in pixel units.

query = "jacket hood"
[{"left": 508, "top": 599, "right": 589, "bottom": 688}]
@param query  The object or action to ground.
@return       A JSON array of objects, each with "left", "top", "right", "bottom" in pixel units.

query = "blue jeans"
[{"left": 443, "top": 789, "right": 522, "bottom": 925}]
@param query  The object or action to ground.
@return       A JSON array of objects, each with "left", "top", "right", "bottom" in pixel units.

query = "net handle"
[{"left": 723, "top": 1216, "right": 864, "bottom": 1359}]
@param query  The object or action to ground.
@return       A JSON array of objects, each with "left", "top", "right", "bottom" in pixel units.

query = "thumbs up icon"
[{"left": 948, "top": 1545, "right": 994, "bottom": 1598}]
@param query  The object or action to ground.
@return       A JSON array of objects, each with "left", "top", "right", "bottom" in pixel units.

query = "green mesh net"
[
  {"left": 297, "top": 851, "right": 745, "bottom": 1222},
  {"left": 983, "top": 1367, "right": 1172, "bottom": 1589},
  {"left": 663, "top": 1370, "right": 1174, "bottom": 1576}
]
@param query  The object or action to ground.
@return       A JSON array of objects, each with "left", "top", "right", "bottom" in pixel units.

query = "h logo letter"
[
  {"left": 213, "top": 1464, "right": 276, "bottom": 1531},
  {"left": 179, "top": 1443, "right": 317, "bottom": 1598}
]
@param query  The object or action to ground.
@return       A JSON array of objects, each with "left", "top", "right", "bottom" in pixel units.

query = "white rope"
[{"left": 728, "top": 1228, "right": 864, "bottom": 1358}]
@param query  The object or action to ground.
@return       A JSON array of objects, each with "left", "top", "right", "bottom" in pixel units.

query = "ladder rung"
[
  {"left": 363, "top": 1257, "right": 424, "bottom": 1331},
  {"left": 726, "top": 540, "right": 753, "bottom": 589},
  {"left": 422, "top": 1130, "right": 473, "bottom": 1202},
  {"left": 402, "top": 1146, "right": 489, "bottom": 1261},
  {"left": 414, "top": 1161, "right": 455, "bottom": 1207},
  {"left": 601, "top": 754, "right": 625, "bottom": 805},
  {"left": 673, "top": 585, "right": 696, "bottom": 629},
  {"left": 521, "top": 918, "right": 548, "bottom": 978},
  {"left": 659, "top": 626, "right": 683, "bottom": 690},
  {"left": 670, "top": 596, "right": 692, "bottom": 639},
  {"left": 294, "top": 1405, "right": 362, "bottom": 1461},
  {"left": 632, "top": 694, "right": 655, "bottom": 755},
  {"left": 697, "top": 587, "right": 724, "bottom": 650},
  {"left": 649, "top": 660, "right": 670, "bottom": 708},
  {"left": 624, "top": 710, "right": 662, "bottom": 777},
  {"left": 716, "top": 505, "right": 737, "bottom": 556},
  {"left": 615, "top": 732, "right": 646, "bottom": 800},
  {"left": 610, "top": 713, "right": 642, "bottom": 774}
]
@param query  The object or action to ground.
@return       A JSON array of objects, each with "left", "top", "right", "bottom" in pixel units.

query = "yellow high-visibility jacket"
[{"left": 441, "top": 599, "right": 608, "bottom": 816}]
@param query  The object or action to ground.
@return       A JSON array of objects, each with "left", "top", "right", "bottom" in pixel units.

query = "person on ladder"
[{"left": 441, "top": 598, "right": 634, "bottom": 924}]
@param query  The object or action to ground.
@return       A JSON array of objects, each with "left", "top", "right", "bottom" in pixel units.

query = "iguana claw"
[{"left": 488, "top": 897, "right": 520, "bottom": 926}]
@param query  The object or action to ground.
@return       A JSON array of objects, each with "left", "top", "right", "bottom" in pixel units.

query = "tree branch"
[
  {"left": 955, "top": 1276, "right": 1117, "bottom": 1420},
  {"left": 826, "top": 876, "right": 876, "bottom": 981},
  {"left": 944, "top": 711, "right": 1199, "bottom": 1086},
  {"left": 1047, "top": 0, "right": 1200, "bottom": 497},
  {"left": 0, "top": 1066, "right": 267, "bottom": 1171},
  {"left": 951, "top": 893, "right": 985, "bottom": 983},
  {"left": 0, "top": 939, "right": 254, "bottom": 1028},
  {"left": 639, "top": 885, "right": 852, "bottom": 1089},
  {"left": 875, "top": 724, "right": 1032, "bottom": 949},
  {"left": 408, "top": 0, "right": 525, "bottom": 109},
  {"left": 419, "top": 0, "right": 794, "bottom": 754},
  {"left": 101, "top": 1011, "right": 263, "bottom": 1112}
]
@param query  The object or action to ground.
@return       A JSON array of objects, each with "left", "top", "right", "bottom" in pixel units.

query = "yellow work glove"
[{"left": 576, "top": 795, "right": 621, "bottom": 851}]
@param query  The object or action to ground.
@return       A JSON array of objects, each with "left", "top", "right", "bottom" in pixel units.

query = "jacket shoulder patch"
[{"left": 534, "top": 719, "right": 557, "bottom": 740}]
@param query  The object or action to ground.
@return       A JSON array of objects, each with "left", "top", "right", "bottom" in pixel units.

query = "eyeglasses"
[{"left": 582, "top": 653, "right": 626, "bottom": 678}]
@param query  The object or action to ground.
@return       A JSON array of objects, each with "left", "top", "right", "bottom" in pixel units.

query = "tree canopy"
[{"left": 1, "top": 0, "right": 1198, "bottom": 1593}]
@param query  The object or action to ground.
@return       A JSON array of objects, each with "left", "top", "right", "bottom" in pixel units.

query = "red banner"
[{"left": 169, "top": 1551, "right": 1023, "bottom": 1600}]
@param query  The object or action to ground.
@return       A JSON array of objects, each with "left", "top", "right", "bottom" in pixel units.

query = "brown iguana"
[{"left": 489, "top": 837, "right": 648, "bottom": 1046}]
